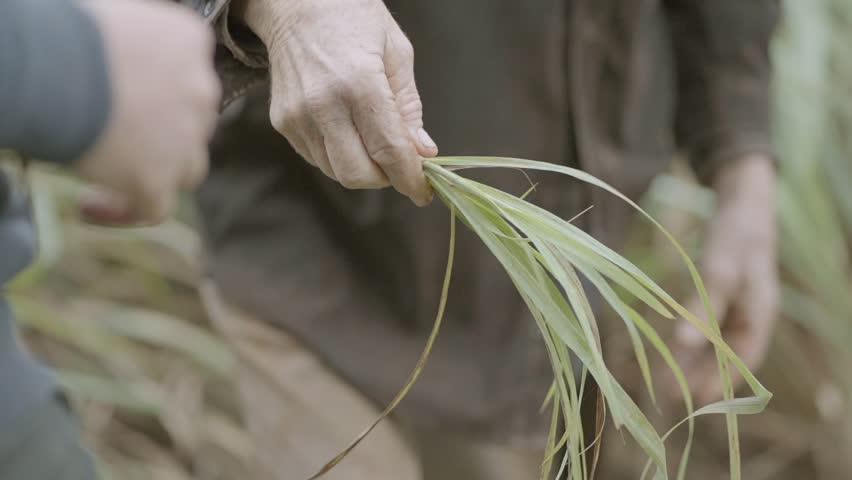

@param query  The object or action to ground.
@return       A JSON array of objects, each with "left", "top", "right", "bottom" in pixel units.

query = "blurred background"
[{"left": 9, "top": 0, "right": 852, "bottom": 478}]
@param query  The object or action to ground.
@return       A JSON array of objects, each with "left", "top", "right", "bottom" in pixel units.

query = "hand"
[
  {"left": 76, "top": 0, "right": 221, "bottom": 226},
  {"left": 670, "top": 155, "right": 779, "bottom": 405},
  {"left": 235, "top": 0, "right": 438, "bottom": 206}
]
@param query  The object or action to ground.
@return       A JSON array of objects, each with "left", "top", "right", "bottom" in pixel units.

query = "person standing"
[{"left": 195, "top": 0, "right": 780, "bottom": 478}]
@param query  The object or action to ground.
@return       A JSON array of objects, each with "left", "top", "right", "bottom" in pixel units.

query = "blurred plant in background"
[
  {"left": 769, "top": 0, "right": 852, "bottom": 475},
  {"left": 10, "top": 0, "right": 852, "bottom": 477},
  {"left": 603, "top": 0, "right": 852, "bottom": 478},
  {"left": 9, "top": 171, "right": 255, "bottom": 479}
]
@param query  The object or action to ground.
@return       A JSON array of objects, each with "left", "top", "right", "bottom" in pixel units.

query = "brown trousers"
[{"left": 201, "top": 281, "right": 543, "bottom": 480}]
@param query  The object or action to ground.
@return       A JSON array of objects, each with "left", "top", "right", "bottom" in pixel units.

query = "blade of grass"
[
  {"left": 428, "top": 158, "right": 771, "bottom": 479},
  {"left": 303, "top": 208, "right": 456, "bottom": 480}
]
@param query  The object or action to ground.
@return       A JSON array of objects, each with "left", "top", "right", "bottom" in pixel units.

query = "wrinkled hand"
[
  {"left": 671, "top": 155, "right": 779, "bottom": 405},
  {"left": 77, "top": 0, "right": 221, "bottom": 225},
  {"left": 236, "top": 0, "right": 438, "bottom": 206}
]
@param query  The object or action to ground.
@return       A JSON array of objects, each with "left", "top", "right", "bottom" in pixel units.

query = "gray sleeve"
[{"left": 0, "top": 0, "right": 111, "bottom": 165}]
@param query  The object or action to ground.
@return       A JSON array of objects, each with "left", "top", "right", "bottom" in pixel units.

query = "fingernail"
[{"left": 418, "top": 128, "right": 437, "bottom": 151}]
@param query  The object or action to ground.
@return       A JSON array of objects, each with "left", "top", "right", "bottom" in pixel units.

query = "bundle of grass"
[{"left": 304, "top": 156, "right": 771, "bottom": 480}]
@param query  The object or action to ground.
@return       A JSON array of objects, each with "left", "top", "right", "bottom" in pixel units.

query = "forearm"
[{"left": 0, "top": 0, "right": 111, "bottom": 164}]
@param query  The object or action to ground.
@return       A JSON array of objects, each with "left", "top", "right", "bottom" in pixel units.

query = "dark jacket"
[
  {"left": 0, "top": 0, "right": 108, "bottom": 476},
  {"left": 192, "top": 0, "right": 779, "bottom": 442}
]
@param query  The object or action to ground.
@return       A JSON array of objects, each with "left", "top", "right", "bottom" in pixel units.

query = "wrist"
[
  {"left": 232, "top": 0, "right": 301, "bottom": 47},
  {"left": 713, "top": 154, "right": 776, "bottom": 205}
]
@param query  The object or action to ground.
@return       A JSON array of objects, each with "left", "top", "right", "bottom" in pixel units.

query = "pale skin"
[
  {"left": 233, "top": 0, "right": 439, "bottom": 206},
  {"left": 670, "top": 154, "right": 779, "bottom": 404},
  {"left": 235, "top": 0, "right": 778, "bottom": 404},
  {"left": 76, "top": 0, "right": 221, "bottom": 225}
]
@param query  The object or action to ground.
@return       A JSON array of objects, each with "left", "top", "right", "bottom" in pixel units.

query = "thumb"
[
  {"left": 414, "top": 127, "right": 438, "bottom": 158},
  {"left": 384, "top": 32, "right": 438, "bottom": 158}
]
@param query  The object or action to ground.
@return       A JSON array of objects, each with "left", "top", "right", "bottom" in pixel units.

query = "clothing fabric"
[
  {"left": 0, "top": 185, "right": 96, "bottom": 480},
  {"left": 0, "top": 0, "right": 110, "bottom": 165},
  {"left": 0, "top": 186, "right": 48, "bottom": 427},
  {"left": 0, "top": 389, "right": 97, "bottom": 480},
  {"left": 0, "top": 0, "right": 111, "bottom": 408},
  {"left": 196, "top": 0, "right": 779, "bottom": 443},
  {"left": 0, "top": 0, "right": 110, "bottom": 476}
]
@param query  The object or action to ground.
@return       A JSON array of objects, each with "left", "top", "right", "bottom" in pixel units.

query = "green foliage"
[
  {"left": 314, "top": 157, "right": 765, "bottom": 480},
  {"left": 8, "top": 169, "right": 251, "bottom": 479}
]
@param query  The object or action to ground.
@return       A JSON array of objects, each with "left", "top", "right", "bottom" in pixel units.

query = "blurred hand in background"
[{"left": 672, "top": 154, "right": 779, "bottom": 405}]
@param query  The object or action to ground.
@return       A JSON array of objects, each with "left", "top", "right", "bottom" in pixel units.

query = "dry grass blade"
[
  {"left": 8, "top": 168, "right": 254, "bottom": 479},
  {"left": 302, "top": 209, "right": 457, "bottom": 480}
]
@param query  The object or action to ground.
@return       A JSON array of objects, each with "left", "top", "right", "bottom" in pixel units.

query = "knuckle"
[
  {"left": 287, "top": 140, "right": 311, "bottom": 161},
  {"left": 334, "top": 162, "right": 383, "bottom": 190},
  {"left": 338, "top": 173, "right": 367, "bottom": 190},
  {"left": 337, "top": 175, "right": 357, "bottom": 189},
  {"left": 269, "top": 103, "right": 299, "bottom": 135},
  {"left": 397, "top": 93, "right": 424, "bottom": 123},
  {"left": 342, "top": 69, "right": 385, "bottom": 100},
  {"left": 351, "top": 176, "right": 385, "bottom": 190},
  {"left": 368, "top": 140, "right": 408, "bottom": 166},
  {"left": 303, "top": 87, "right": 338, "bottom": 115},
  {"left": 318, "top": 115, "right": 350, "bottom": 132},
  {"left": 334, "top": 77, "right": 360, "bottom": 101},
  {"left": 396, "top": 35, "right": 415, "bottom": 62}
]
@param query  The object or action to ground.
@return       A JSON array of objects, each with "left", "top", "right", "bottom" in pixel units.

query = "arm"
[
  {"left": 663, "top": 0, "right": 781, "bottom": 403},
  {"left": 665, "top": 0, "right": 779, "bottom": 182},
  {"left": 0, "top": 0, "right": 110, "bottom": 164}
]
